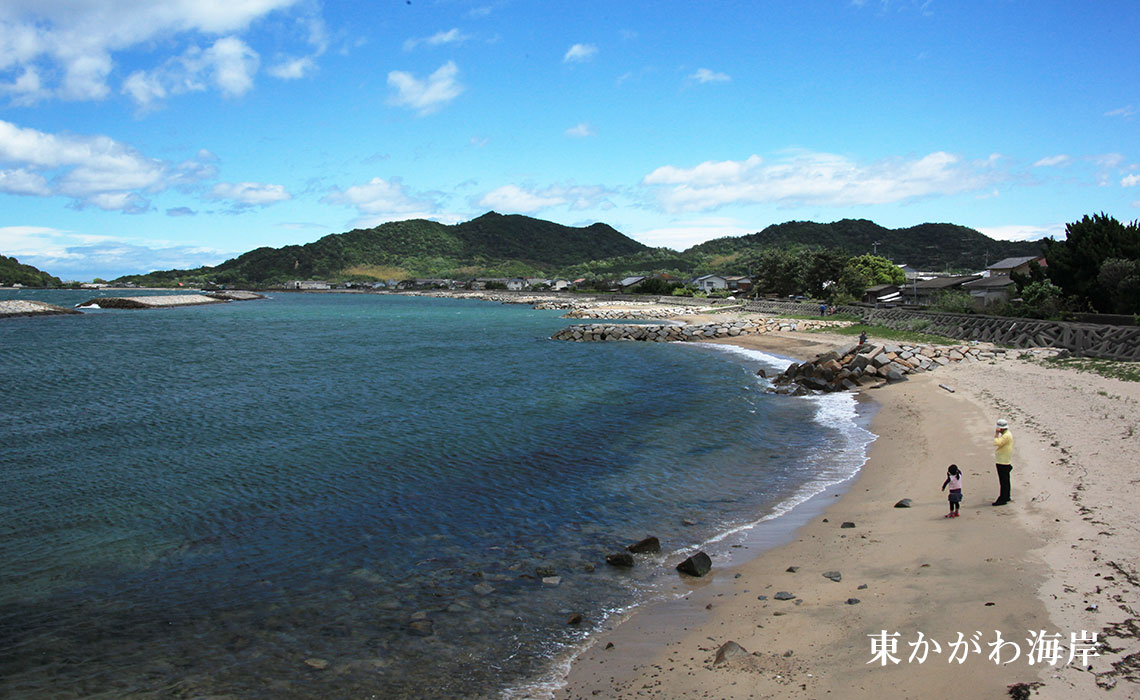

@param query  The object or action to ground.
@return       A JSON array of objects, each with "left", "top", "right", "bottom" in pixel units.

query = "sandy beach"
[{"left": 554, "top": 324, "right": 1140, "bottom": 699}]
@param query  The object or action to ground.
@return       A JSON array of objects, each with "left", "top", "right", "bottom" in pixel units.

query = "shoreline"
[{"left": 549, "top": 321, "right": 1140, "bottom": 698}]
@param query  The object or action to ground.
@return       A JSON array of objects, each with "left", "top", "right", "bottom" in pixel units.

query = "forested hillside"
[
  {"left": 113, "top": 214, "right": 1046, "bottom": 287},
  {"left": 0, "top": 255, "right": 62, "bottom": 287},
  {"left": 685, "top": 219, "right": 1044, "bottom": 271},
  {"left": 118, "top": 212, "right": 650, "bottom": 286}
]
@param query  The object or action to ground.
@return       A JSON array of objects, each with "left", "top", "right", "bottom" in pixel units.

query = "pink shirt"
[{"left": 943, "top": 473, "right": 962, "bottom": 491}]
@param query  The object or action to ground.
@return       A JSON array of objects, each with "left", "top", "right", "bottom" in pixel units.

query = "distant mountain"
[
  {"left": 684, "top": 219, "right": 1045, "bottom": 271},
  {"left": 0, "top": 255, "right": 62, "bottom": 287},
  {"left": 116, "top": 214, "right": 1050, "bottom": 287},
  {"left": 119, "top": 212, "right": 651, "bottom": 285}
]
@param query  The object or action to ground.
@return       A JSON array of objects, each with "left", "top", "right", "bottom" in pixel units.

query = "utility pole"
[{"left": 872, "top": 241, "right": 880, "bottom": 256}]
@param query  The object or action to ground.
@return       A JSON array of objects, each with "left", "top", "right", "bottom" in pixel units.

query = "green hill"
[
  {"left": 0, "top": 255, "right": 62, "bottom": 287},
  {"left": 115, "top": 213, "right": 1049, "bottom": 287},
  {"left": 684, "top": 219, "right": 1045, "bottom": 272},
  {"left": 119, "top": 212, "right": 651, "bottom": 286}
]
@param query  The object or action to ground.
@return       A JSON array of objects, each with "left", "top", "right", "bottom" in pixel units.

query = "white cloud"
[
  {"left": 478, "top": 183, "right": 611, "bottom": 213},
  {"left": 977, "top": 224, "right": 1064, "bottom": 242},
  {"left": 0, "top": 224, "right": 232, "bottom": 279},
  {"left": 1033, "top": 154, "right": 1070, "bottom": 168},
  {"left": 563, "top": 43, "right": 597, "bottom": 63},
  {"left": 1105, "top": 105, "right": 1137, "bottom": 118},
  {"left": 0, "top": 0, "right": 300, "bottom": 104},
  {"left": 123, "top": 36, "right": 260, "bottom": 109},
  {"left": 387, "top": 61, "right": 464, "bottom": 115},
  {"left": 0, "top": 167, "right": 50, "bottom": 195},
  {"left": 642, "top": 150, "right": 1000, "bottom": 212},
  {"left": 690, "top": 68, "right": 730, "bottom": 84},
  {"left": 1122, "top": 174, "right": 1140, "bottom": 187},
  {"left": 211, "top": 181, "right": 291, "bottom": 206},
  {"left": 323, "top": 177, "right": 439, "bottom": 221},
  {"left": 565, "top": 123, "right": 595, "bottom": 138},
  {"left": 632, "top": 217, "right": 754, "bottom": 250},
  {"left": 0, "top": 119, "right": 215, "bottom": 211},
  {"left": 267, "top": 56, "right": 314, "bottom": 79},
  {"left": 480, "top": 185, "right": 564, "bottom": 213},
  {"left": 403, "top": 28, "right": 468, "bottom": 51}
]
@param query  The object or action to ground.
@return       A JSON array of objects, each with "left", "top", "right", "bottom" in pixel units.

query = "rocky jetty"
[
  {"left": 77, "top": 292, "right": 263, "bottom": 310},
  {"left": 0, "top": 299, "right": 81, "bottom": 319},
  {"left": 560, "top": 305, "right": 725, "bottom": 319},
  {"left": 551, "top": 318, "right": 850, "bottom": 343},
  {"left": 769, "top": 341, "right": 1031, "bottom": 394}
]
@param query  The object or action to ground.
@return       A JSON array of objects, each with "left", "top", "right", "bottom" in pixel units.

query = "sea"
[{"left": 0, "top": 290, "right": 875, "bottom": 699}]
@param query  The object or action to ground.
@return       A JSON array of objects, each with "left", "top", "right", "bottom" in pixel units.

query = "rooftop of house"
[{"left": 988, "top": 255, "right": 1045, "bottom": 271}]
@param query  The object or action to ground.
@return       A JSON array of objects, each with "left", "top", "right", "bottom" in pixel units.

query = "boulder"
[
  {"left": 627, "top": 536, "right": 661, "bottom": 554},
  {"left": 714, "top": 641, "right": 750, "bottom": 665},
  {"left": 676, "top": 551, "right": 712, "bottom": 577},
  {"left": 894, "top": 498, "right": 913, "bottom": 508},
  {"left": 774, "top": 591, "right": 796, "bottom": 600},
  {"left": 606, "top": 552, "right": 635, "bottom": 568},
  {"left": 822, "top": 571, "right": 842, "bottom": 582}
]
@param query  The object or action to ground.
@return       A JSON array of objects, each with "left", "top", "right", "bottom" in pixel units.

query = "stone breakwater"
[
  {"left": 0, "top": 299, "right": 81, "bottom": 318},
  {"left": 559, "top": 305, "right": 729, "bottom": 320},
  {"left": 771, "top": 341, "right": 1062, "bottom": 394},
  {"left": 77, "top": 292, "right": 264, "bottom": 309},
  {"left": 550, "top": 317, "right": 852, "bottom": 343},
  {"left": 551, "top": 318, "right": 1066, "bottom": 394}
]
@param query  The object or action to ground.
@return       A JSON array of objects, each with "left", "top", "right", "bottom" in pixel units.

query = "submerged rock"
[
  {"left": 627, "top": 536, "right": 661, "bottom": 554},
  {"left": 605, "top": 552, "right": 634, "bottom": 568}
]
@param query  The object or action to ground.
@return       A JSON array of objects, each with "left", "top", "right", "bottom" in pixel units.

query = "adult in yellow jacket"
[{"left": 993, "top": 419, "right": 1014, "bottom": 505}]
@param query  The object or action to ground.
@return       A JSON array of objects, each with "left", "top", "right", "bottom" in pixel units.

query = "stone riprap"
[
  {"left": 78, "top": 294, "right": 225, "bottom": 309},
  {"left": 769, "top": 341, "right": 1062, "bottom": 395},
  {"left": 559, "top": 305, "right": 729, "bottom": 319},
  {"left": 0, "top": 300, "right": 81, "bottom": 318},
  {"left": 550, "top": 317, "right": 851, "bottom": 343}
]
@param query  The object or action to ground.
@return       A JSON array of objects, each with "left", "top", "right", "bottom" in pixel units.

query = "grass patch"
[
  {"left": 341, "top": 265, "right": 410, "bottom": 281},
  {"left": 811, "top": 323, "right": 958, "bottom": 346},
  {"left": 776, "top": 312, "right": 863, "bottom": 322},
  {"left": 1042, "top": 356, "right": 1140, "bottom": 383}
]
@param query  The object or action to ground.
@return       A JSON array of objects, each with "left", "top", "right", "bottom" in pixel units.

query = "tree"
[
  {"left": 746, "top": 247, "right": 803, "bottom": 296},
  {"left": 1045, "top": 213, "right": 1140, "bottom": 313},
  {"left": 846, "top": 254, "right": 905, "bottom": 286},
  {"left": 1097, "top": 258, "right": 1140, "bottom": 314},
  {"left": 800, "top": 248, "right": 850, "bottom": 301}
]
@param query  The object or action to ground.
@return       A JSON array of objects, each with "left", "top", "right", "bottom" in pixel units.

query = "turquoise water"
[{"left": 1, "top": 291, "right": 872, "bottom": 699}]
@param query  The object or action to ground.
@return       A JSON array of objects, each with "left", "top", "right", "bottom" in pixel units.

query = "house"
[
  {"left": 963, "top": 274, "right": 1017, "bottom": 306},
  {"left": 987, "top": 256, "right": 1046, "bottom": 277},
  {"left": 908, "top": 275, "right": 981, "bottom": 305},
  {"left": 619, "top": 276, "right": 647, "bottom": 291},
  {"left": 284, "top": 280, "right": 331, "bottom": 290},
  {"left": 550, "top": 279, "right": 570, "bottom": 290},
  {"left": 524, "top": 277, "right": 548, "bottom": 289},
  {"left": 506, "top": 278, "right": 526, "bottom": 291},
  {"left": 723, "top": 276, "right": 753, "bottom": 292},
  {"left": 693, "top": 274, "right": 728, "bottom": 292},
  {"left": 862, "top": 284, "right": 900, "bottom": 304}
]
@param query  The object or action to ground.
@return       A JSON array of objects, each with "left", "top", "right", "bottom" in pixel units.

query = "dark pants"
[{"left": 995, "top": 463, "right": 1012, "bottom": 503}]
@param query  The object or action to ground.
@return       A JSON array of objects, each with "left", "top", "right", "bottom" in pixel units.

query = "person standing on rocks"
[{"left": 992, "top": 419, "right": 1014, "bottom": 505}]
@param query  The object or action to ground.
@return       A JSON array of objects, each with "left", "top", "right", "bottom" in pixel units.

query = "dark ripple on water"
[{"left": 0, "top": 293, "right": 865, "bottom": 698}]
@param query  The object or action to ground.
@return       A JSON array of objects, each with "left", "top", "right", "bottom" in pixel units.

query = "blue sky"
[{"left": 1, "top": 0, "right": 1138, "bottom": 281}]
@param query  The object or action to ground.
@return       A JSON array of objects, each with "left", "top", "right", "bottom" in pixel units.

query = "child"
[{"left": 941, "top": 464, "right": 963, "bottom": 517}]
